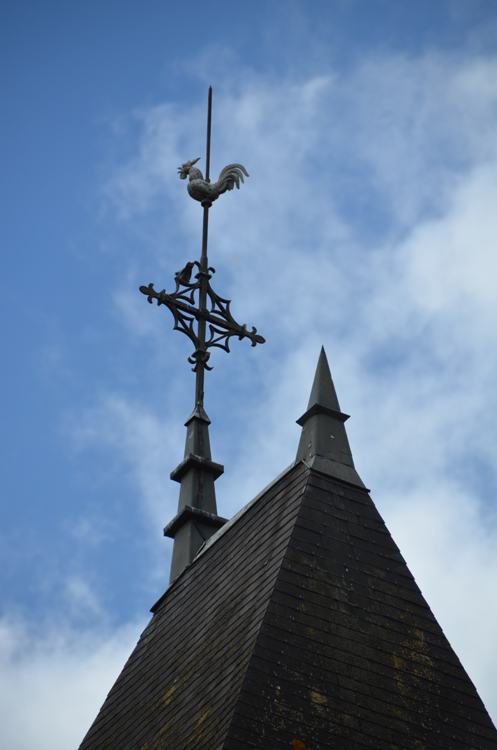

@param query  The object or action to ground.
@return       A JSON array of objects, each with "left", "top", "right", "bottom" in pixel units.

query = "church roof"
[{"left": 79, "top": 351, "right": 497, "bottom": 750}]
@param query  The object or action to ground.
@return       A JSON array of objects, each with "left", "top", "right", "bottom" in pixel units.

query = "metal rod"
[
  {"left": 195, "top": 204, "right": 210, "bottom": 407},
  {"left": 195, "top": 88, "right": 212, "bottom": 407},
  {"left": 205, "top": 86, "right": 212, "bottom": 183}
]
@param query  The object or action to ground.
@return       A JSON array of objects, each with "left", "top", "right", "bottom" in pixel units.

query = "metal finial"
[
  {"left": 205, "top": 86, "right": 212, "bottom": 183},
  {"left": 141, "top": 88, "right": 263, "bottom": 409},
  {"left": 139, "top": 88, "right": 264, "bottom": 582}
]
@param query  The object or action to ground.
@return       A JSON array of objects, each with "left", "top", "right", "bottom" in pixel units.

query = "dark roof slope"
[
  {"left": 223, "top": 469, "right": 497, "bottom": 750},
  {"left": 79, "top": 462, "right": 497, "bottom": 750},
  {"left": 78, "top": 461, "right": 310, "bottom": 750}
]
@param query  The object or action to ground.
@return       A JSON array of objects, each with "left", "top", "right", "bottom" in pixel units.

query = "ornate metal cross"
[{"left": 139, "top": 88, "right": 265, "bottom": 583}]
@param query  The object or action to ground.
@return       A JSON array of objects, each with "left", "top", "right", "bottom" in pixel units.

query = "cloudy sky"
[{"left": 2, "top": 1, "right": 497, "bottom": 747}]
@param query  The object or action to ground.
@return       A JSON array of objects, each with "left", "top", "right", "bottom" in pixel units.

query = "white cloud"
[
  {"left": 405, "top": 162, "right": 497, "bottom": 317},
  {"left": 72, "top": 393, "right": 183, "bottom": 547},
  {"left": 63, "top": 576, "right": 106, "bottom": 620},
  {"left": 0, "top": 615, "right": 146, "bottom": 750}
]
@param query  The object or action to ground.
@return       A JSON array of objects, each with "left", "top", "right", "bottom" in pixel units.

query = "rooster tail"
[{"left": 216, "top": 164, "right": 250, "bottom": 192}]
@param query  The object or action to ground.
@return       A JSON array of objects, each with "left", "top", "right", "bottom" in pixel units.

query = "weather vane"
[
  {"left": 140, "top": 86, "right": 264, "bottom": 411},
  {"left": 139, "top": 87, "right": 265, "bottom": 582}
]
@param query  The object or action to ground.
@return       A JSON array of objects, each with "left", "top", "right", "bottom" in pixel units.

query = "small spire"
[
  {"left": 296, "top": 348, "right": 366, "bottom": 488},
  {"left": 306, "top": 346, "right": 341, "bottom": 413}
]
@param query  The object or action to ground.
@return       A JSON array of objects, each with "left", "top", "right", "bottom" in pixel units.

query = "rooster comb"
[{"left": 178, "top": 157, "right": 201, "bottom": 173}]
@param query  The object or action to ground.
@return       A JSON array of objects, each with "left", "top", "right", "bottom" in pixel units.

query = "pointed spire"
[
  {"left": 306, "top": 346, "right": 341, "bottom": 412},
  {"left": 296, "top": 347, "right": 366, "bottom": 488}
]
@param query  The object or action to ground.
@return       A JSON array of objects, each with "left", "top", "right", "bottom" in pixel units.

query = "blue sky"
[{"left": 2, "top": 1, "right": 497, "bottom": 747}]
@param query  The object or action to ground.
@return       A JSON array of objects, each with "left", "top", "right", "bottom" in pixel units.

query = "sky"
[{"left": 2, "top": 1, "right": 497, "bottom": 747}]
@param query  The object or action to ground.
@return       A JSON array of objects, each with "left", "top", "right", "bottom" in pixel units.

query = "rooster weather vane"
[
  {"left": 139, "top": 87, "right": 265, "bottom": 412},
  {"left": 140, "top": 87, "right": 264, "bottom": 582}
]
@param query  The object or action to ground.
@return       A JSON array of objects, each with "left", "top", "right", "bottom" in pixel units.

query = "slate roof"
[{"left": 79, "top": 352, "right": 497, "bottom": 750}]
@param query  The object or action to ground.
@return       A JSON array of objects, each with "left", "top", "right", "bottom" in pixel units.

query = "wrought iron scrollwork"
[{"left": 139, "top": 262, "right": 265, "bottom": 372}]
